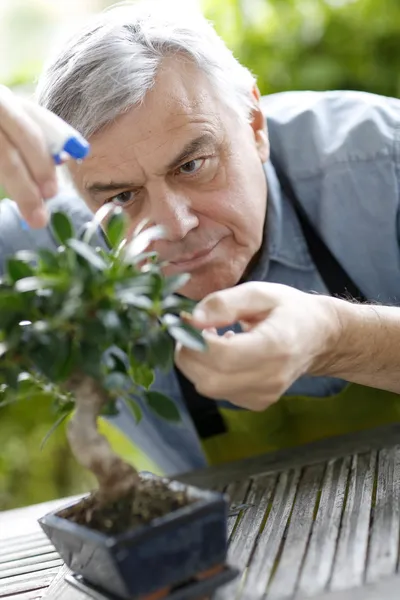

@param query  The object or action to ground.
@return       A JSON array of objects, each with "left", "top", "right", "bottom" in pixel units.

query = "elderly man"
[{"left": 1, "top": 2, "right": 400, "bottom": 472}]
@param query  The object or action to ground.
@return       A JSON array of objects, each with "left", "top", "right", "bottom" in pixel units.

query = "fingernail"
[
  {"left": 180, "top": 311, "right": 193, "bottom": 322},
  {"left": 30, "top": 206, "right": 49, "bottom": 228},
  {"left": 41, "top": 180, "right": 58, "bottom": 199},
  {"left": 204, "top": 327, "right": 217, "bottom": 336},
  {"left": 192, "top": 308, "right": 207, "bottom": 323},
  {"left": 224, "top": 330, "right": 235, "bottom": 339}
]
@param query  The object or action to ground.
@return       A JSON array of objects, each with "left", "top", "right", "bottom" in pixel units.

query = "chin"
[{"left": 178, "top": 270, "right": 242, "bottom": 301}]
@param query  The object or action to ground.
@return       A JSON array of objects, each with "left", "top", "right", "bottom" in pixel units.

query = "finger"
[
  {"left": 0, "top": 129, "right": 48, "bottom": 228},
  {"left": 191, "top": 282, "right": 279, "bottom": 328},
  {"left": 175, "top": 352, "right": 277, "bottom": 410},
  {"left": 223, "top": 330, "right": 235, "bottom": 338},
  {"left": 177, "top": 325, "right": 262, "bottom": 373},
  {"left": 0, "top": 89, "right": 57, "bottom": 203},
  {"left": 204, "top": 327, "right": 218, "bottom": 336}
]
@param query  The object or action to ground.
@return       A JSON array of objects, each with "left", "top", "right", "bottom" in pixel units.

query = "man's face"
[{"left": 70, "top": 59, "right": 269, "bottom": 299}]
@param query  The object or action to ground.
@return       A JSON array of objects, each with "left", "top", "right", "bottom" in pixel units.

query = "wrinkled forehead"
[
  {"left": 68, "top": 60, "right": 227, "bottom": 188},
  {"left": 95, "top": 58, "right": 223, "bottom": 143}
]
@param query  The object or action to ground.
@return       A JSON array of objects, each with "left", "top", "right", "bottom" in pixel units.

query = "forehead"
[{"left": 86, "top": 59, "right": 224, "bottom": 164}]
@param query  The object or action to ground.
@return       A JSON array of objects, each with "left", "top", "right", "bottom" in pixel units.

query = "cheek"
[{"left": 194, "top": 173, "right": 265, "bottom": 248}]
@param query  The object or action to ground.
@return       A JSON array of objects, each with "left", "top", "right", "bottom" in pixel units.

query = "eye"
[
  {"left": 110, "top": 191, "right": 135, "bottom": 207},
  {"left": 178, "top": 159, "right": 204, "bottom": 175}
]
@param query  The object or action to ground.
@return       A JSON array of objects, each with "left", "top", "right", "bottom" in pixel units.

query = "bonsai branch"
[{"left": 66, "top": 372, "right": 139, "bottom": 503}]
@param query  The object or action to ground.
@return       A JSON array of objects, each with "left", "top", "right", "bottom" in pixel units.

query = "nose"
[{"left": 150, "top": 186, "right": 199, "bottom": 242}]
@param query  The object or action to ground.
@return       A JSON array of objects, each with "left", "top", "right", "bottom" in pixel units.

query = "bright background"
[{"left": 1, "top": 0, "right": 400, "bottom": 510}]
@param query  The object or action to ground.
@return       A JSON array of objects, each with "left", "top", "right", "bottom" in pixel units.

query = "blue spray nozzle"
[{"left": 63, "top": 136, "right": 90, "bottom": 160}]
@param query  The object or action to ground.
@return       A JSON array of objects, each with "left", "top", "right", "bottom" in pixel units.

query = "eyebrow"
[
  {"left": 166, "top": 132, "right": 217, "bottom": 171},
  {"left": 86, "top": 132, "right": 217, "bottom": 197}
]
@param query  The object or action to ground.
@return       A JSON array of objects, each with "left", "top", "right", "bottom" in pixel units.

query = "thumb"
[{"left": 190, "top": 282, "right": 279, "bottom": 328}]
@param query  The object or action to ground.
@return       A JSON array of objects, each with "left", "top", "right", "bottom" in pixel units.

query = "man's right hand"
[{"left": 0, "top": 85, "right": 58, "bottom": 228}]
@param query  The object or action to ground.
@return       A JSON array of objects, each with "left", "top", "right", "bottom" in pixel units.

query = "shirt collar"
[{"left": 246, "top": 161, "right": 314, "bottom": 283}]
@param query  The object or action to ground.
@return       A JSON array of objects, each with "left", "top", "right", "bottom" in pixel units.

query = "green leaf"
[
  {"left": 163, "top": 314, "right": 206, "bottom": 351},
  {"left": 101, "top": 399, "right": 120, "bottom": 416},
  {"left": 161, "top": 295, "right": 196, "bottom": 313},
  {"left": 117, "top": 290, "right": 153, "bottom": 309},
  {"left": 130, "top": 343, "right": 147, "bottom": 364},
  {"left": 117, "top": 273, "right": 154, "bottom": 296},
  {"left": 162, "top": 274, "right": 191, "bottom": 296},
  {"left": 104, "top": 372, "right": 132, "bottom": 392},
  {"left": 14, "top": 250, "right": 38, "bottom": 263},
  {"left": 6, "top": 258, "right": 34, "bottom": 282},
  {"left": 52, "top": 398, "right": 75, "bottom": 417},
  {"left": 79, "top": 343, "right": 103, "bottom": 379},
  {"left": 32, "top": 334, "right": 76, "bottom": 382},
  {"left": 0, "top": 289, "right": 25, "bottom": 312},
  {"left": 98, "top": 310, "right": 121, "bottom": 331},
  {"left": 124, "top": 225, "right": 165, "bottom": 261},
  {"left": 105, "top": 210, "right": 127, "bottom": 249},
  {"left": 37, "top": 249, "right": 61, "bottom": 273},
  {"left": 57, "top": 340, "right": 78, "bottom": 381},
  {"left": 15, "top": 275, "right": 63, "bottom": 293},
  {"left": 51, "top": 212, "right": 74, "bottom": 245},
  {"left": 147, "top": 329, "right": 175, "bottom": 371},
  {"left": 128, "top": 251, "right": 159, "bottom": 266},
  {"left": 126, "top": 397, "right": 143, "bottom": 423},
  {"left": 40, "top": 412, "right": 70, "bottom": 450},
  {"left": 104, "top": 348, "right": 128, "bottom": 373},
  {"left": 144, "top": 390, "right": 181, "bottom": 422},
  {"left": 150, "top": 273, "right": 163, "bottom": 300},
  {"left": 67, "top": 239, "right": 108, "bottom": 270},
  {"left": 128, "top": 350, "right": 154, "bottom": 389},
  {"left": 3, "top": 366, "right": 21, "bottom": 390}
]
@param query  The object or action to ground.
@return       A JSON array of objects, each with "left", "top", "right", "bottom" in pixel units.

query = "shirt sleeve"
[{"left": 264, "top": 90, "right": 400, "bottom": 304}]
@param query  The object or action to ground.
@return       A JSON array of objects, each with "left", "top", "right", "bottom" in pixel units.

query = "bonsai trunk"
[{"left": 66, "top": 372, "right": 139, "bottom": 504}]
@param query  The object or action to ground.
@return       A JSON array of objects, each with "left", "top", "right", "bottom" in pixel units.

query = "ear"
[{"left": 249, "top": 85, "right": 269, "bottom": 163}]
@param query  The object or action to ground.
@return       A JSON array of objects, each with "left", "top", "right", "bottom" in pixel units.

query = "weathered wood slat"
[
  {"left": 0, "top": 557, "right": 63, "bottom": 579},
  {"left": 366, "top": 446, "right": 400, "bottom": 583},
  {"left": 214, "top": 474, "right": 276, "bottom": 600},
  {"left": 240, "top": 469, "right": 301, "bottom": 600},
  {"left": 296, "top": 456, "right": 351, "bottom": 597},
  {"left": 0, "top": 546, "right": 56, "bottom": 565},
  {"left": 224, "top": 479, "right": 251, "bottom": 540},
  {"left": 0, "top": 541, "right": 54, "bottom": 562},
  {"left": 0, "top": 552, "right": 60, "bottom": 573},
  {"left": 329, "top": 451, "right": 376, "bottom": 591},
  {"left": 0, "top": 534, "right": 48, "bottom": 555},
  {"left": 0, "top": 568, "right": 59, "bottom": 597},
  {"left": 267, "top": 463, "right": 325, "bottom": 599},
  {"left": 312, "top": 573, "right": 400, "bottom": 600},
  {"left": 229, "top": 474, "right": 277, "bottom": 568},
  {"left": 0, "top": 532, "right": 47, "bottom": 548},
  {"left": 1, "top": 590, "right": 44, "bottom": 600},
  {"left": 42, "top": 566, "right": 88, "bottom": 600}
]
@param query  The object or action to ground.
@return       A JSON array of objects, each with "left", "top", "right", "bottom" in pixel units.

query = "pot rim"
[{"left": 38, "top": 472, "right": 227, "bottom": 547}]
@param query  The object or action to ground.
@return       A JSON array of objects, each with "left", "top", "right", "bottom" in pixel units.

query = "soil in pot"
[{"left": 58, "top": 477, "right": 193, "bottom": 535}]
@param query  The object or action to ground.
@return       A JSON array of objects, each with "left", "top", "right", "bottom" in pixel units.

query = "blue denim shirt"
[{"left": 1, "top": 90, "right": 400, "bottom": 473}]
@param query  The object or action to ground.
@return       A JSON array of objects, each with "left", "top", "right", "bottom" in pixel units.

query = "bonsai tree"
[{"left": 0, "top": 207, "right": 205, "bottom": 531}]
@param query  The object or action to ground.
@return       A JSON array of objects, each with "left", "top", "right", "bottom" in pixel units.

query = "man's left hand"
[{"left": 175, "top": 282, "right": 341, "bottom": 411}]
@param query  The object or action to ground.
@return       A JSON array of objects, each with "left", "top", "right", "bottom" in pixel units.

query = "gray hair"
[{"left": 36, "top": 1, "right": 257, "bottom": 138}]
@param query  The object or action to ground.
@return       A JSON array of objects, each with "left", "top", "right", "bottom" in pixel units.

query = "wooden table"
[{"left": 2, "top": 424, "right": 400, "bottom": 600}]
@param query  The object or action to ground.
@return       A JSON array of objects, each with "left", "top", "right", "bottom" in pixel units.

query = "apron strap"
[{"left": 270, "top": 153, "right": 367, "bottom": 303}]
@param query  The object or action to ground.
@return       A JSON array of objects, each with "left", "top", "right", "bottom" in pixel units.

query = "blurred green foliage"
[
  {"left": 204, "top": 0, "right": 400, "bottom": 98},
  {"left": 1, "top": 0, "right": 400, "bottom": 510},
  {"left": 0, "top": 397, "right": 91, "bottom": 510}
]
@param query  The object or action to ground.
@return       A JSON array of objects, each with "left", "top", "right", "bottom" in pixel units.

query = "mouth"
[{"left": 168, "top": 242, "right": 220, "bottom": 273}]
